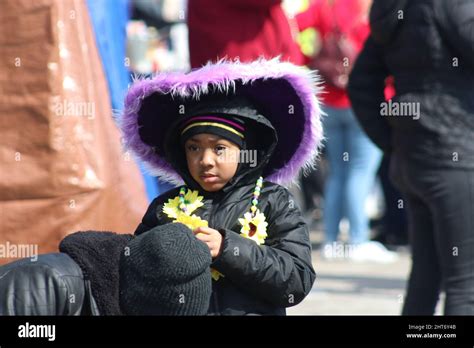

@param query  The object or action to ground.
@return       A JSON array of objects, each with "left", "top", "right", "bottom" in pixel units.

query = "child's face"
[{"left": 184, "top": 133, "right": 240, "bottom": 192}]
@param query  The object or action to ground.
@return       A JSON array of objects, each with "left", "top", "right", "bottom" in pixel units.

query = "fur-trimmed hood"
[{"left": 120, "top": 58, "right": 324, "bottom": 186}]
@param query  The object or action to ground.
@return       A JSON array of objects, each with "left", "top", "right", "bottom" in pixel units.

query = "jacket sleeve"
[
  {"left": 211, "top": 188, "right": 316, "bottom": 307},
  {"left": 134, "top": 189, "right": 180, "bottom": 236},
  {"left": 134, "top": 197, "right": 161, "bottom": 236},
  {"left": 434, "top": 0, "right": 474, "bottom": 69},
  {"left": 348, "top": 36, "right": 392, "bottom": 153},
  {"left": 0, "top": 253, "right": 85, "bottom": 315}
]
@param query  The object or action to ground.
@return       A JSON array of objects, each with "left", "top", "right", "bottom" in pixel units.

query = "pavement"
[{"left": 287, "top": 229, "right": 445, "bottom": 315}]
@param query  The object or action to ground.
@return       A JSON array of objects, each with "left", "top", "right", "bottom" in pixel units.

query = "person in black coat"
[
  {"left": 121, "top": 59, "right": 324, "bottom": 315},
  {"left": 348, "top": 0, "right": 474, "bottom": 315}
]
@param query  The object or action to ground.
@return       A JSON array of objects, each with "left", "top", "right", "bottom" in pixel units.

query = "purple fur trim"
[{"left": 120, "top": 58, "right": 324, "bottom": 186}]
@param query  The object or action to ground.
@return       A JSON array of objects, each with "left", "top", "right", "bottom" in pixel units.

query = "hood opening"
[{"left": 159, "top": 86, "right": 279, "bottom": 194}]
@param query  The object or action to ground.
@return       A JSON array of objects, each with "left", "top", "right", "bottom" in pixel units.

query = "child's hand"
[{"left": 193, "top": 227, "right": 223, "bottom": 259}]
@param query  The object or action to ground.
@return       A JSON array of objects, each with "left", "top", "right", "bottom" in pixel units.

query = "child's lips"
[{"left": 200, "top": 173, "right": 219, "bottom": 183}]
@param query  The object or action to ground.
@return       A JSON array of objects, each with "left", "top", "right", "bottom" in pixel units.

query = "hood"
[
  {"left": 120, "top": 58, "right": 324, "bottom": 187},
  {"left": 370, "top": 0, "right": 409, "bottom": 44}
]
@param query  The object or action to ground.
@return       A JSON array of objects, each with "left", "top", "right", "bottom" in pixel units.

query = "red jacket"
[
  {"left": 296, "top": 0, "right": 370, "bottom": 108},
  {"left": 188, "top": 0, "right": 303, "bottom": 68}
]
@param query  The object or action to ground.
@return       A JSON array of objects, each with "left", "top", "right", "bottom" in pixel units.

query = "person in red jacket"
[
  {"left": 297, "top": 0, "right": 397, "bottom": 262},
  {"left": 296, "top": 0, "right": 371, "bottom": 107},
  {"left": 187, "top": 0, "right": 303, "bottom": 67}
]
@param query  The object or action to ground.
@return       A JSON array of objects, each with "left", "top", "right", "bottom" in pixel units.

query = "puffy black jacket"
[{"left": 348, "top": 0, "right": 474, "bottom": 168}]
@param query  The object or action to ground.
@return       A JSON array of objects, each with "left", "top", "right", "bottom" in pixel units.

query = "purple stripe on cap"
[{"left": 181, "top": 115, "right": 245, "bottom": 131}]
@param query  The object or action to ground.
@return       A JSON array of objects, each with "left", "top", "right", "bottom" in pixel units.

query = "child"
[{"left": 122, "top": 58, "right": 324, "bottom": 315}]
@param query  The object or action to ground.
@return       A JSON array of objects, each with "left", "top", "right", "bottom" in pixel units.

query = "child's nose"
[{"left": 200, "top": 149, "right": 215, "bottom": 166}]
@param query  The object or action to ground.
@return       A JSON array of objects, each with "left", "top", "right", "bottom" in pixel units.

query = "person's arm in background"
[
  {"left": 434, "top": 0, "right": 474, "bottom": 69},
  {"left": 347, "top": 36, "right": 392, "bottom": 153}
]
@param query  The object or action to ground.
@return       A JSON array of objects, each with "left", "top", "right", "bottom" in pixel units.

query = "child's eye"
[
  {"left": 187, "top": 144, "right": 199, "bottom": 152},
  {"left": 215, "top": 145, "right": 226, "bottom": 154}
]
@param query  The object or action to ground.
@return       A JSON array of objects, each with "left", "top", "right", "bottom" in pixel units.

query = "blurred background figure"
[
  {"left": 373, "top": 153, "right": 408, "bottom": 247},
  {"left": 128, "top": 0, "right": 189, "bottom": 73},
  {"left": 296, "top": 0, "right": 397, "bottom": 263},
  {"left": 348, "top": 0, "right": 474, "bottom": 315},
  {"left": 187, "top": 0, "right": 303, "bottom": 67}
]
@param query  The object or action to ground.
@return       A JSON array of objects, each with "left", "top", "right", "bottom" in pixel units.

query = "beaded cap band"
[{"left": 179, "top": 115, "right": 246, "bottom": 148}]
